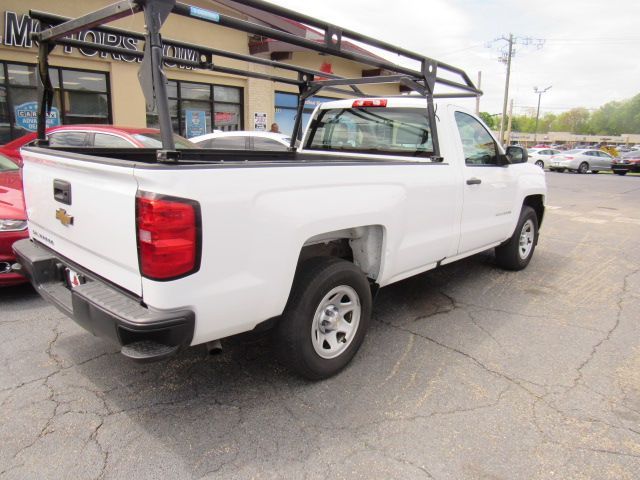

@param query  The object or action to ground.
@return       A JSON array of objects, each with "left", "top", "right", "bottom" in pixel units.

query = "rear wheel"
[
  {"left": 276, "top": 257, "right": 372, "bottom": 380},
  {"left": 578, "top": 162, "right": 589, "bottom": 174},
  {"left": 616, "top": 171, "right": 628, "bottom": 176},
  {"left": 535, "top": 160, "right": 544, "bottom": 169},
  {"left": 495, "top": 206, "right": 538, "bottom": 271}
]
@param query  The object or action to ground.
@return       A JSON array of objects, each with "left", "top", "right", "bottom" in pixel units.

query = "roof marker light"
[{"left": 352, "top": 99, "right": 387, "bottom": 108}]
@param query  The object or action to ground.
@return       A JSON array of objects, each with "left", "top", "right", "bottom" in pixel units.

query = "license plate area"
[{"left": 65, "top": 267, "right": 86, "bottom": 290}]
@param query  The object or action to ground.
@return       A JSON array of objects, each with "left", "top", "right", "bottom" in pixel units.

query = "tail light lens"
[{"left": 136, "top": 192, "right": 201, "bottom": 281}]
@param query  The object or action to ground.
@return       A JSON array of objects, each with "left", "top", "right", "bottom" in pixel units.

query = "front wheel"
[
  {"left": 495, "top": 206, "right": 539, "bottom": 271},
  {"left": 276, "top": 257, "right": 372, "bottom": 380},
  {"left": 578, "top": 162, "right": 589, "bottom": 174},
  {"left": 616, "top": 171, "right": 628, "bottom": 176},
  {"left": 535, "top": 160, "right": 544, "bottom": 169}
]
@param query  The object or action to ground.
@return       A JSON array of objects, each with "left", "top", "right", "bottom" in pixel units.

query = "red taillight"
[
  {"left": 564, "top": 156, "right": 573, "bottom": 160},
  {"left": 352, "top": 99, "right": 387, "bottom": 108},
  {"left": 136, "top": 192, "right": 201, "bottom": 281}
]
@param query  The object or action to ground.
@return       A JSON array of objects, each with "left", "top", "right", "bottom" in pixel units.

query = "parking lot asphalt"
[{"left": 1, "top": 171, "right": 639, "bottom": 480}]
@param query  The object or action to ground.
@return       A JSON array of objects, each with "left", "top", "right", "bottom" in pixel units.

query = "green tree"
[{"left": 479, "top": 112, "right": 498, "bottom": 129}]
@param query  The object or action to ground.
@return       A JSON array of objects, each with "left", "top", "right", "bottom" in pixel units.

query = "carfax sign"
[{"left": 14, "top": 102, "right": 61, "bottom": 132}]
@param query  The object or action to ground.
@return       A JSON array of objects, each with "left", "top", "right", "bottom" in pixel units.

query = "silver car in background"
[
  {"left": 549, "top": 149, "right": 614, "bottom": 174},
  {"left": 528, "top": 148, "right": 561, "bottom": 169}
]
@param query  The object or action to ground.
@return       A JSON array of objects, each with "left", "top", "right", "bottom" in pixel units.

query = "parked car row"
[{"left": 527, "top": 146, "right": 640, "bottom": 176}]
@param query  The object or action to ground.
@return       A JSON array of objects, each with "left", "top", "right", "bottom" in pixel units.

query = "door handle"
[{"left": 466, "top": 178, "right": 482, "bottom": 185}]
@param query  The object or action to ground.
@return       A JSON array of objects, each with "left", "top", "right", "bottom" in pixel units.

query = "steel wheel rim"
[
  {"left": 518, "top": 219, "right": 535, "bottom": 260},
  {"left": 536, "top": 161, "right": 544, "bottom": 168},
  {"left": 311, "top": 285, "right": 361, "bottom": 359},
  {"left": 579, "top": 163, "right": 588, "bottom": 173}
]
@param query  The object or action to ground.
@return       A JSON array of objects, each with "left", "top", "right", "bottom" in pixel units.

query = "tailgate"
[{"left": 21, "top": 148, "right": 142, "bottom": 296}]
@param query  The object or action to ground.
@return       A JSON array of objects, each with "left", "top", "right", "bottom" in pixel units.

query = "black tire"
[
  {"left": 495, "top": 206, "right": 539, "bottom": 271},
  {"left": 616, "top": 171, "right": 628, "bottom": 176},
  {"left": 535, "top": 160, "right": 544, "bottom": 169},
  {"left": 578, "top": 162, "right": 589, "bottom": 174},
  {"left": 276, "top": 257, "right": 372, "bottom": 380}
]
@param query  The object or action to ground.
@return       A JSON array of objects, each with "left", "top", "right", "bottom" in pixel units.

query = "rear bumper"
[{"left": 12, "top": 239, "right": 194, "bottom": 360}]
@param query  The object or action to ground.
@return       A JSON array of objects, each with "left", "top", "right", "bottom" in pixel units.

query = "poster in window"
[
  {"left": 185, "top": 109, "right": 207, "bottom": 138},
  {"left": 14, "top": 102, "right": 61, "bottom": 133},
  {"left": 254, "top": 112, "right": 267, "bottom": 131}
]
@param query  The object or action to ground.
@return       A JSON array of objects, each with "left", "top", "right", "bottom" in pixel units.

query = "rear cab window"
[{"left": 304, "top": 104, "right": 434, "bottom": 158}]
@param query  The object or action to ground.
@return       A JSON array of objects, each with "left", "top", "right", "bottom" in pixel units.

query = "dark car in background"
[{"left": 611, "top": 150, "right": 640, "bottom": 176}]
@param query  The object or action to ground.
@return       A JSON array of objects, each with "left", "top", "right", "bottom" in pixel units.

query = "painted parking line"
[
  {"left": 613, "top": 217, "right": 640, "bottom": 226},
  {"left": 571, "top": 217, "right": 608, "bottom": 224}
]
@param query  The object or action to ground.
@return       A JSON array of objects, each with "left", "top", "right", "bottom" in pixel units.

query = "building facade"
[{"left": 0, "top": 0, "right": 399, "bottom": 143}]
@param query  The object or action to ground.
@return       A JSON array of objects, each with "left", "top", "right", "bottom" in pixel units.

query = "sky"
[{"left": 263, "top": 0, "right": 640, "bottom": 116}]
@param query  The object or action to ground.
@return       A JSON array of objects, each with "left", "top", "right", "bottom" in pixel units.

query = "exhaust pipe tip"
[{"left": 205, "top": 339, "right": 223, "bottom": 356}]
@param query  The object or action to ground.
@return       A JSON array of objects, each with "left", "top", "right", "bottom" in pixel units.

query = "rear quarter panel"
[{"left": 134, "top": 161, "right": 460, "bottom": 344}]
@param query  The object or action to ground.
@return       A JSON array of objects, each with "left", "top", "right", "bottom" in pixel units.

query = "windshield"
[
  {"left": 0, "top": 154, "right": 19, "bottom": 172},
  {"left": 132, "top": 133, "right": 200, "bottom": 149},
  {"left": 305, "top": 107, "right": 433, "bottom": 157}
]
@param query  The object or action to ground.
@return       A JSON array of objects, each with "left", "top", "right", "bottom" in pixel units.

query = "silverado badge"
[{"left": 55, "top": 208, "right": 74, "bottom": 226}]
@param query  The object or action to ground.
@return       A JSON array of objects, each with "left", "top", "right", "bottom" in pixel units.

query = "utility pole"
[
  {"left": 506, "top": 99, "right": 514, "bottom": 145},
  {"left": 475, "top": 71, "right": 482, "bottom": 115},
  {"left": 488, "top": 34, "right": 545, "bottom": 146},
  {"left": 534, "top": 85, "right": 552, "bottom": 143},
  {"left": 498, "top": 34, "right": 513, "bottom": 146}
]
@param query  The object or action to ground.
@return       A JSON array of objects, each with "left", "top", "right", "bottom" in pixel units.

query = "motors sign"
[{"left": 2, "top": 11, "right": 198, "bottom": 68}]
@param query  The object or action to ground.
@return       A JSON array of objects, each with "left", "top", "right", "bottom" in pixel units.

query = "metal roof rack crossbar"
[{"left": 31, "top": 0, "right": 481, "bottom": 159}]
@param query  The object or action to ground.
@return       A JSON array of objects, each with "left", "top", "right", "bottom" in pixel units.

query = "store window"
[
  {"left": 0, "top": 62, "right": 111, "bottom": 143},
  {"left": 275, "top": 92, "right": 336, "bottom": 137},
  {"left": 146, "top": 80, "right": 243, "bottom": 138}
]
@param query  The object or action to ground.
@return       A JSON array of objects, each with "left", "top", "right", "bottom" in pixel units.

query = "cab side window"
[{"left": 454, "top": 112, "right": 498, "bottom": 166}]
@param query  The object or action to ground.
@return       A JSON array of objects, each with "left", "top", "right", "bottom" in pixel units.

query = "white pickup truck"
[{"left": 14, "top": 1, "right": 545, "bottom": 380}]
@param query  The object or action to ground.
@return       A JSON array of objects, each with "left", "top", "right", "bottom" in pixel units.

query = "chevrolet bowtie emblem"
[{"left": 55, "top": 208, "right": 74, "bottom": 226}]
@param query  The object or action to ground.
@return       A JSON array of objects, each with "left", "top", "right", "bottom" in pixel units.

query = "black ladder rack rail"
[{"left": 31, "top": 0, "right": 482, "bottom": 161}]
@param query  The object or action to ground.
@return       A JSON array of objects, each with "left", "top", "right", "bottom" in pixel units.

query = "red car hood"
[{"left": 0, "top": 170, "right": 26, "bottom": 220}]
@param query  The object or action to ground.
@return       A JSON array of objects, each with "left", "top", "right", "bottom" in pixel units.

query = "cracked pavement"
[{"left": 1, "top": 172, "right": 640, "bottom": 479}]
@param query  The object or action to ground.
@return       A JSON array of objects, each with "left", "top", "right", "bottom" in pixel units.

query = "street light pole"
[{"left": 533, "top": 85, "right": 552, "bottom": 143}]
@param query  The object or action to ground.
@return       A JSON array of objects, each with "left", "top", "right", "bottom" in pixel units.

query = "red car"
[
  {"left": 0, "top": 154, "right": 28, "bottom": 286},
  {"left": 0, "top": 125, "right": 196, "bottom": 286},
  {"left": 0, "top": 124, "right": 197, "bottom": 166}
]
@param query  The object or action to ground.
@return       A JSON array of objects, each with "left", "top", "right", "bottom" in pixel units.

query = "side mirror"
[{"left": 505, "top": 145, "right": 528, "bottom": 164}]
